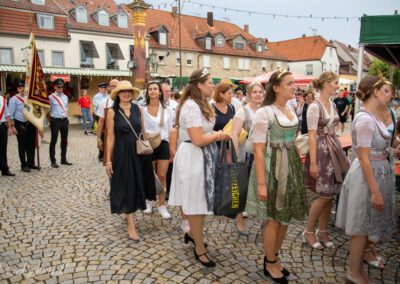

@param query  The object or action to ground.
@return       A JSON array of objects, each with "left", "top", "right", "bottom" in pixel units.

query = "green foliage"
[{"left": 368, "top": 59, "right": 400, "bottom": 88}]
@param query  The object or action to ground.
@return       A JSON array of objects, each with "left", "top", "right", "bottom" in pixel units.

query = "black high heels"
[
  {"left": 194, "top": 249, "right": 216, "bottom": 268},
  {"left": 184, "top": 233, "right": 208, "bottom": 247},
  {"left": 263, "top": 257, "right": 288, "bottom": 284}
]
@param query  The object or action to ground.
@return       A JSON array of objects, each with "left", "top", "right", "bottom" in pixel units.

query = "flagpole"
[{"left": 36, "top": 131, "right": 41, "bottom": 171}]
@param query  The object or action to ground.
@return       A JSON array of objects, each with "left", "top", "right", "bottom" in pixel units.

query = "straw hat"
[
  {"left": 110, "top": 80, "right": 140, "bottom": 100},
  {"left": 219, "top": 78, "right": 238, "bottom": 89}
]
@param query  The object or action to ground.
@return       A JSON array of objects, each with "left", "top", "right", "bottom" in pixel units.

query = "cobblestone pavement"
[{"left": 1, "top": 126, "right": 399, "bottom": 284}]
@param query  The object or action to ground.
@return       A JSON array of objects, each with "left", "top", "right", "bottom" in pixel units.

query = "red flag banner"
[
  {"left": 25, "top": 32, "right": 49, "bottom": 108},
  {"left": 23, "top": 32, "right": 49, "bottom": 132}
]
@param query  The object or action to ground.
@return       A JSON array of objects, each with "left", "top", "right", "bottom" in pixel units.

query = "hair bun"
[
  {"left": 356, "top": 90, "right": 366, "bottom": 101},
  {"left": 312, "top": 79, "right": 320, "bottom": 89}
]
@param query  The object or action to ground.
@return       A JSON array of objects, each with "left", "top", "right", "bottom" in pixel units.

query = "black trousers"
[
  {"left": 98, "top": 131, "right": 104, "bottom": 160},
  {"left": 0, "top": 123, "right": 9, "bottom": 172},
  {"left": 15, "top": 120, "right": 37, "bottom": 167},
  {"left": 49, "top": 118, "right": 69, "bottom": 163}
]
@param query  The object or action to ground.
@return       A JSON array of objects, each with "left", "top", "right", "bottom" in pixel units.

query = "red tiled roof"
[
  {"left": 0, "top": 0, "right": 66, "bottom": 14},
  {"left": 56, "top": 0, "right": 133, "bottom": 35},
  {"left": 0, "top": 7, "right": 69, "bottom": 39},
  {"left": 267, "top": 36, "right": 332, "bottom": 61},
  {"left": 144, "top": 9, "right": 287, "bottom": 61}
]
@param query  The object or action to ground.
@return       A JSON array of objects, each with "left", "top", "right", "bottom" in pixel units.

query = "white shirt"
[
  {"left": 97, "top": 97, "right": 114, "bottom": 119},
  {"left": 165, "top": 99, "right": 178, "bottom": 125},
  {"left": 231, "top": 97, "right": 243, "bottom": 112},
  {"left": 142, "top": 103, "right": 174, "bottom": 141}
]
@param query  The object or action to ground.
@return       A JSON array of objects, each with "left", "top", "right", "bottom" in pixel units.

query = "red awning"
[{"left": 50, "top": 74, "right": 71, "bottom": 82}]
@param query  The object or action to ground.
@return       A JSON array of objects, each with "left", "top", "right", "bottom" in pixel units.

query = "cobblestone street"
[{"left": 1, "top": 126, "right": 399, "bottom": 284}]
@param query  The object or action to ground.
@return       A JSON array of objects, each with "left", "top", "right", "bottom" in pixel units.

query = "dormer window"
[
  {"left": 205, "top": 37, "right": 212, "bottom": 50},
  {"left": 97, "top": 10, "right": 109, "bottom": 26},
  {"left": 31, "top": 0, "right": 44, "bottom": 5},
  {"left": 216, "top": 38, "right": 224, "bottom": 47},
  {"left": 234, "top": 41, "right": 245, "bottom": 50},
  {"left": 117, "top": 13, "right": 128, "bottom": 28},
  {"left": 159, "top": 32, "right": 167, "bottom": 45},
  {"left": 257, "top": 44, "right": 263, "bottom": 52},
  {"left": 37, "top": 14, "right": 54, "bottom": 30},
  {"left": 76, "top": 6, "right": 87, "bottom": 23}
]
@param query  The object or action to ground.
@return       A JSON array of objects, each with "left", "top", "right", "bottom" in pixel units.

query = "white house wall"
[
  {"left": 288, "top": 61, "right": 322, "bottom": 76},
  {"left": 320, "top": 46, "right": 340, "bottom": 75}
]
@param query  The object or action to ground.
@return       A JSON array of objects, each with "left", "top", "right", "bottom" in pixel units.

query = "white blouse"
[
  {"left": 142, "top": 102, "right": 174, "bottom": 141},
  {"left": 306, "top": 100, "right": 338, "bottom": 130},
  {"left": 234, "top": 105, "right": 255, "bottom": 129},
  {"left": 252, "top": 105, "right": 298, "bottom": 143}
]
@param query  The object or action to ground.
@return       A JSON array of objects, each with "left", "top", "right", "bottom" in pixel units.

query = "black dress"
[{"left": 110, "top": 103, "right": 147, "bottom": 214}]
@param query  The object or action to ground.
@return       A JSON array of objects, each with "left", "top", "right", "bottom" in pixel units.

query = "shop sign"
[{"left": 50, "top": 74, "right": 71, "bottom": 82}]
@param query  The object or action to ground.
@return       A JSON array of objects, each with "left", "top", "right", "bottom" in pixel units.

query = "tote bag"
[{"left": 214, "top": 141, "right": 249, "bottom": 218}]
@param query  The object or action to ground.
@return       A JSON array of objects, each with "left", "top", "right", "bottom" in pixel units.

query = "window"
[
  {"left": 276, "top": 62, "right": 282, "bottom": 69},
  {"left": 176, "top": 52, "right": 181, "bottom": 66},
  {"left": 37, "top": 14, "right": 54, "bottom": 29},
  {"left": 52, "top": 51, "right": 64, "bottom": 66},
  {"left": 159, "top": 32, "right": 167, "bottom": 45},
  {"left": 129, "top": 45, "right": 134, "bottom": 61},
  {"left": 76, "top": 6, "right": 87, "bottom": 23},
  {"left": 238, "top": 58, "right": 250, "bottom": 70},
  {"left": 234, "top": 41, "right": 245, "bottom": 50},
  {"left": 216, "top": 38, "right": 224, "bottom": 47},
  {"left": 31, "top": 0, "right": 45, "bottom": 5},
  {"left": 80, "top": 41, "right": 99, "bottom": 68},
  {"left": 98, "top": 10, "right": 109, "bottom": 26},
  {"left": 117, "top": 13, "right": 128, "bottom": 28},
  {"left": 261, "top": 60, "right": 267, "bottom": 70},
  {"left": 0, "top": 48, "right": 13, "bottom": 64},
  {"left": 203, "top": 55, "right": 210, "bottom": 68},
  {"left": 223, "top": 57, "right": 230, "bottom": 69},
  {"left": 186, "top": 53, "right": 193, "bottom": 66},
  {"left": 106, "top": 43, "right": 124, "bottom": 70},
  {"left": 306, "top": 64, "right": 313, "bottom": 75},
  {"left": 37, "top": 50, "right": 45, "bottom": 65},
  {"left": 257, "top": 44, "right": 263, "bottom": 52},
  {"left": 205, "top": 37, "right": 212, "bottom": 50}
]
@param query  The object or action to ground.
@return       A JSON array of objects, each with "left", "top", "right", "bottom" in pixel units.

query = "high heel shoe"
[
  {"left": 316, "top": 229, "right": 335, "bottom": 248},
  {"left": 194, "top": 249, "right": 216, "bottom": 267},
  {"left": 184, "top": 233, "right": 208, "bottom": 247},
  {"left": 233, "top": 220, "right": 249, "bottom": 236},
  {"left": 302, "top": 230, "right": 324, "bottom": 249},
  {"left": 263, "top": 257, "right": 288, "bottom": 284},
  {"left": 274, "top": 254, "right": 290, "bottom": 277}
]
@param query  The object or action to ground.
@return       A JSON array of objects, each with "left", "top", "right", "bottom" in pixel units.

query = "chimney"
[
  {"left": 171, "top": 6, "right": 177, "bottom": 16},
  {"left": 264, "top": 38, "right": 269, "bottom": 43},
  {"left": 244, "top": 24, "right": 249, "bottom": 33},
  {"left": 207, "top": 12, "right": 213, "bottom": 27},
  {"left": 302, "top": 34, "right": 306, "bottom": 38}
]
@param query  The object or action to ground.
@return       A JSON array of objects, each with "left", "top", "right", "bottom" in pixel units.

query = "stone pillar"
[{"left": 128, "top": 0, "right": 150, "bottom": 90}]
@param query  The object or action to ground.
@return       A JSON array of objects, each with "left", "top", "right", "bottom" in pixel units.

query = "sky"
[{"left": 116, "top": 0, "right": 399, "bottom": 46}]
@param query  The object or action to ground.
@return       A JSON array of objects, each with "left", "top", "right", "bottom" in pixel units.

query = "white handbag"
[{"left": 295, "top": 134, "right": 309, "bottom": 155}]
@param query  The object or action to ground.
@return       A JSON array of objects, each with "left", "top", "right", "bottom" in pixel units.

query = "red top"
[{"left": 78, "top": 96, "right": 91, "bottom": 109}]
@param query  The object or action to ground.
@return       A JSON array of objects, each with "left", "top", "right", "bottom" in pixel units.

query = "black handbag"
[{"left": 214, "top": 141, "right": 249, "bottom": 218}]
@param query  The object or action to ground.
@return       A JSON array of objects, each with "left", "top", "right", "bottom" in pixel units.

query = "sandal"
[
  {"left": 364, "top": 249, "right": 385, "bottom": 269},
  {"left": 302, "top": 230, "right": 324, "bottom": 249},
  {"left": 316, "top": 229, "right": 335, "bottom": 248}
]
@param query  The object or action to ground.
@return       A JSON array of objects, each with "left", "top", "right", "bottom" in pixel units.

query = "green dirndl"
[{"left": 245, "top": 116, "right": 308, "bottom": 224}]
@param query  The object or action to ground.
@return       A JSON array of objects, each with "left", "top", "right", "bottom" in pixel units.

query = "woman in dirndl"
[
  {"left": 246, "top": 71, "right": 308, "bottom": 284},
  {"left": 303, "top": 72, "right": 349, "bottom": 250},
  {"left": 335, "top": 75, "right": 397, "bottom": 283}
]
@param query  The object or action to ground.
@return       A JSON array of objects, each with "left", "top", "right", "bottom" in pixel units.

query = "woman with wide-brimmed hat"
[{"left": 104, "top": 80, "right": 144, "bottom": 242}]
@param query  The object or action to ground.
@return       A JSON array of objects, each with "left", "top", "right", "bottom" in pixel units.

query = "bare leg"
[
  {"left": 275, "top": 224, "right": 288, "bottom": 270},
  {"left": 187, "top": 215, "right": 210, "bottom": 263},
  {"left": 263, "top": 220, "right": 283, "bottom": 278},
  {"left": 305, "top": 197, "right": 331, "bottom": 245},
  {"left": 236, "top": 213, "right": 246, "bottom": 231},
  {"left": 126, "top": 213, "right": 139, "bottom": 240},
  {"left": 156, "top": 159, "right": 169, "bottom": 206},
  {"left": 348, "top": 235, "right": 368, "bottom": 284},
  {"left": 317, "top": 199, "right": 334, "bottom": 245}
]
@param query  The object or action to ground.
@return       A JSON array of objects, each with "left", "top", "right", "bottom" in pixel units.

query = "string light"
[{"left": 184, "top": 0, "right": 360, "bottom": 21}]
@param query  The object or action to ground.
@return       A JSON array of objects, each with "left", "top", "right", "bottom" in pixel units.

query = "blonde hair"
[{"left": 312, "top": 71, "right": 338, "bottom": 90}]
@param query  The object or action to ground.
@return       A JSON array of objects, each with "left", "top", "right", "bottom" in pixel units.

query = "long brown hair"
[
  {"left": 176, "top": 69, "right": 215, "bottom": 125},
  {"left": 356, "top": 75, "right": 393, "bottom": 102},
  {"left": 261, "top": 70, "right": 292, "bottom": 106}
]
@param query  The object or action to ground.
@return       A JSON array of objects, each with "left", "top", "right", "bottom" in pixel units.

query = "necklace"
[{"left": 120, "top": 105, "right": 130, "bottom": 109}]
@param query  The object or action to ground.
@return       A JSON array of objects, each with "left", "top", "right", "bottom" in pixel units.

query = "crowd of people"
[{"left": 0, "top": 68, "right": 398, "bottom": 284}]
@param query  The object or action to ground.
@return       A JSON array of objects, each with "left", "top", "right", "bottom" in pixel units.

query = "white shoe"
[
  {"left": 143, "top": 200, "right": 153, "bottom": 214},
  {"left": 242, "top": 211, "right": 249, "bottom": 218},
  {"left": 158, "top": 205, "right": 171, "bottom": 219},
  {"left": 180, "top": 220, "right": 190, "bottom": 233}
]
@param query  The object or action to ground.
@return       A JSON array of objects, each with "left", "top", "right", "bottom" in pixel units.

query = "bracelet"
[
  {"left": 216, "top": 131, "right": 220, "bottom": 141},
  {"left": 105, "top": 162, "right": 112, "bottom": 165}
]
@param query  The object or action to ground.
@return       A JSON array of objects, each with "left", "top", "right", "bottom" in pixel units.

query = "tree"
[{"left": 368, "top": 59, "right": 400, "bottom": 89}]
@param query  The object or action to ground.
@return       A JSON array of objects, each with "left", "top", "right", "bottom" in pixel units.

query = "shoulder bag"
[
  {"left": 118, "top": 108, "right": 153, "bottom": 155},
  {"left": 146, "top": 106, "right": 164, "bottom": 149}
]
